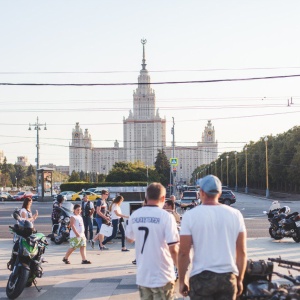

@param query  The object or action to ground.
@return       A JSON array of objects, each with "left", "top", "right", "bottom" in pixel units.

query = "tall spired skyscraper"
[
  {"left": 69, "top": 40, "right": 218, "bottom": 183},
  {"left": 123, "top": 39, "right": 166, "bottom": 166}
]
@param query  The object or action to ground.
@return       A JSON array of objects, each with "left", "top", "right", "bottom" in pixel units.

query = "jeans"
[
  {"left": 82, "top": 216, "right": 93, "bottom": 240},
  {"left": 102, "top": 219, "right": 125, "bottom": 247}
]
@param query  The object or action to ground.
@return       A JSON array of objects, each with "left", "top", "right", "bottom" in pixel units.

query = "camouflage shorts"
[
  {"left": 139, "top": 281, "right": 175, "bottom": 300},
  {"left": 69, "top": 236, "right": 86, "bottom": 249},
  {"left": 189, "top": 271, "right": 237, "bottom": 300}
]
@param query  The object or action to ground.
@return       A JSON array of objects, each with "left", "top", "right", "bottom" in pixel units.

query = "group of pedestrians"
[
  {"left": 61, "top": 189, "right": 130, "bottom": 265},
  {"left": 126, "top": 176, "right": 247, "bottom": 300},
  {"left": 21, "top": 176, "right": 246, "bottom": 299}
]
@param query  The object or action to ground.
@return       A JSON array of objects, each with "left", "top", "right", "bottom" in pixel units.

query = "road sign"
[{"left": 170, "top": 158, "right": 178, "bottom": 166}]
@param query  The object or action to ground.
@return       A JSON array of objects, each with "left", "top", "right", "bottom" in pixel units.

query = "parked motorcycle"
[
  {"left": 241, "top": 257, "right": 300, "bottom": 299},
  {"left": 6, "top": 211, "right": 48, "bottom": 299},
  {"left": 263, "top": 201, "right": 300, "bottom": 243},
  {"left": 51, "top": 202, "right": 73, "bottom": 245}
]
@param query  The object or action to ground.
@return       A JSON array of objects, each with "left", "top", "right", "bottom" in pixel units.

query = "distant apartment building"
[
  {"left": 0, "top": 150, "right": 4, "bottom": 164},
  {"left": 16, "top": 156, "right": 29, "bottom": 167},
  {"left": 69, "top": 41, "right": 218, "bottom": 183}
]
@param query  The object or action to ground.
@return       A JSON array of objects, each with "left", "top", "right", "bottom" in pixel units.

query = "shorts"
[
  {"left": 189, "top": 271, "right": 237, "bottom": 300},
  {"left": 69, "top": 236, "right": 86, "bottom": 249},
  {"left": 139, "top": 281, "right": 175, "bottom": 300}
]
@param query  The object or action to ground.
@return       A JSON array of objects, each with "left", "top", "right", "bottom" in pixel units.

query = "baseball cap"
[{"left": 199, "top": 175, "right": 222, "bottom": 196}]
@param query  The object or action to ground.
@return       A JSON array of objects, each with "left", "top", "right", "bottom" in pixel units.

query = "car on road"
[
  {"left": 58, "top": 191, "right": 76, "bottom": 201},
  {"left": 12, "top": 191, "right": 33, "bottom": 201},
  {"left": 71, "top": 191, "right": 100, "bottom": 201},
  {"left": 0, "top": 192, "right": 13, "bottom": 201},
  {"left": 179, "top": 191, "right": 200, "bottom": 206},
  {"left": 32, "top": 194, "right": 39, "bottom": 201},
  {"left": 219, "top": 190, "right": 236, "bottom": 206}
]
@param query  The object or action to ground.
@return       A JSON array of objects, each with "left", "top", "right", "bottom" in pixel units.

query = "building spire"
[{"left": 141, "top": 38, "right": 147, "bottom": 70}]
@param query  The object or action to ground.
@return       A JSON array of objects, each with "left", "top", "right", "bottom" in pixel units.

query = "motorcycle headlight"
[
  {"left": 64, "top": 217, "right": 70, "bottom": 223},
  {"left": 60, "top": 215, "right": 64, "bottom": 220},
  {"left": 23, "top": 247, "right": 38, "bottom": 258}
]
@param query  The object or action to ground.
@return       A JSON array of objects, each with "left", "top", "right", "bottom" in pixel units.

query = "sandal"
[
  {"left": 82, "top": 260, "right": 91, "bottom": 264},
  {"left": 62, "top": 257, "right": 70, "bottom": 264}
]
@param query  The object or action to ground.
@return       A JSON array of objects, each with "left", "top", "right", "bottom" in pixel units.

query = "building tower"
[
  {"left": 69, "top": 122, "right": 93, "bottom": 173},
  {"left": 123, "top": 39, "right": 166, "bottom": 166}
]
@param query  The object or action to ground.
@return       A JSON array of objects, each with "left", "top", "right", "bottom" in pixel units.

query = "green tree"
[
  {"left": 14, "top": 164, "right": 26, "bottom": 187},
  {"left": 154, "top": 149, "right": 170, "bottom": 186},
  {"left": 1, "top": 157, "right": 10, "bottom": 187},
  {"left": 69, "top": 171, "right": 80, "bottom": 182}
]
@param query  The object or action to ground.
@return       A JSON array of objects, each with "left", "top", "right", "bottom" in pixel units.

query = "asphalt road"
[{"left": 1, "top": 193, "right": 300, "bottom": 239}]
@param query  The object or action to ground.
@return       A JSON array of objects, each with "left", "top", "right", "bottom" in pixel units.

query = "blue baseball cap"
[{"left": 199, "top": 175, "right": 222, "bottom": 196}]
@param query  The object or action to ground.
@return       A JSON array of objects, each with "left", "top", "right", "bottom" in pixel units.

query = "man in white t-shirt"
[
  {"left": 126, "top": 182, "right": 179, "bottom": 300},
  {"left": 178, "top": 175, "right": 247, "bottom": 300}
]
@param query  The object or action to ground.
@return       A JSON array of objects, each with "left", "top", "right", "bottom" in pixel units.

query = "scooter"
[
  {"left": 242, "top": 257, "right": 300, "bottom": 299},
  {"left": 263, "top": 201, "right": 300, "bottom": 243},
  {"left": 51, "top": 202, "right": 73, "bottom": 245},
  {"left": 6, "top": 212, "right": 48, "bottom": 299}
]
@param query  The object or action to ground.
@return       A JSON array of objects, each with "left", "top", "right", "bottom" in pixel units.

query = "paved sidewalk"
[{"left": 1, "top": 237, "right": 299, "bottom": 299}]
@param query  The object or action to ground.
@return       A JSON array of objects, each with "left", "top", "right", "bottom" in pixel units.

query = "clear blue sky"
[{"left": 0, "top": 1, "right": 300, "bottom": 166}]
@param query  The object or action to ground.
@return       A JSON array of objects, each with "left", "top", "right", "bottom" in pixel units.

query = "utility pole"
[
  {"left": 28, "top": 117, "right": 47, "bottom": 195},
  {"left": 171, "top": 117, "right": 175, "bottom": 194}
]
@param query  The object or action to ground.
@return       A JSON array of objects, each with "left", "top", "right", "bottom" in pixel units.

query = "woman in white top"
[
  {"left": 20, "top": 197, "right": 38, "bottom": 223},
  {"left": 102, "top": 196, "right": 130, "bottom": 251}
]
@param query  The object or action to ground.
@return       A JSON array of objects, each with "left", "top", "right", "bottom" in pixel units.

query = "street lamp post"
[
  {"left": 235, "top": 151, "right": 238, "bottom": 192},
  {"left": 245, "top": 146, "right": 248, "bottom": 194},
  {"left": 146, "top": 165, "right": 149, "bottom": 185},
  {"left": 28, "top": 117, "right": 47, "bottom": 194},
  {"left": 221, "top": 158, "right": 223, "bottom": 183},
  {"left": 226, "top": 155, "right": 229, "bottom": 187},
  {"left": 215, "top": 161, "right": 217, "bottom": 177},
  {"left": 15, "top": 177, "right": 17, "bottom": 189},
  {"left": 264, "top": 137, "right": 270, "bottom": 198}
]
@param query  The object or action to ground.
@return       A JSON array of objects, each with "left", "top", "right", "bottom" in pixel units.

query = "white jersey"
[
  {"left": 126, "top": 205, "right": 179, "bottom": 288},
  {"left": 180, "top": 204, "right": 246, "bottom": 277},
  {"left": 70, "top": 214, "right": 85, "bottom": 238}
]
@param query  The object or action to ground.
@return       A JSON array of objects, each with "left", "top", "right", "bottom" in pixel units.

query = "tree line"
[{"left": 192, "top": 125, "right": 300, "bottom": 193}]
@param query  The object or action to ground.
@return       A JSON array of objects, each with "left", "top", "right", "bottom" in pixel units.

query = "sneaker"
[
  {"left": 62, "top": 257, "right": 70, "bottom": 264},
  {"left": 100, "top": 246, "right": 109, "bottom": 250},
  {"left": 82, "top": 260, "right": 91, "bottom": 264},
  {"left": 90, "top": 240, "right": 95, "bottom": 249},
  {"left": 132, "top": 259, "right": 136, "bottom": 265},
  {"left": 121, "top": 248, "right": 130, "bottom": 252}
]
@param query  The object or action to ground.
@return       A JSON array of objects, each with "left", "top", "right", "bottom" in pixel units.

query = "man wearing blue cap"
[{"left": 178, "top": 175, "right": 247, "bottom": 299}]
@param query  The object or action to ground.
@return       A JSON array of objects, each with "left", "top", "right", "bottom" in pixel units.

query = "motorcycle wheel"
[
  {"left": 54, "top": 235, "right": 64, "bottom": 245},
  {"left": 269, "top": 228, "right": 283, "bottom": 240},
  {"left": 6, "top": 267, "right": 30, "bottom": 299},
  {"left": 293, "top": 235, "right": 300, "bottom": 243}
]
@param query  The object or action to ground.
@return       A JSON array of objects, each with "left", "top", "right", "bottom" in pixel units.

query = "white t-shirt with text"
[{"left": 126, "top": 205, "right": 179, "bottom": 288}]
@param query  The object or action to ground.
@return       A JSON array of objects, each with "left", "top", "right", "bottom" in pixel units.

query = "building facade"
[{"left": 69, "top": 41, "right": 218, "bottom": 183}]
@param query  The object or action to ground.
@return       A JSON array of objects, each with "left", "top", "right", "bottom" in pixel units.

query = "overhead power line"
[{"left": 1, "top": 73, "right": 300, "bottom": 86}]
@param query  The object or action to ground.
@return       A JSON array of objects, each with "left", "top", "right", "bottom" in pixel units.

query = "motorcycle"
[
  {"left": 241, "top": 257, "right": 300, "bottom": 299},
  {"left": 50, "top": 202, "right": 73, "bottom": 245},
  {"left": 263, "top": 201, "right": 300, "bottom": 243},
  {"left": 6, "top": 211, "right": 48, "bottom": 299}
]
